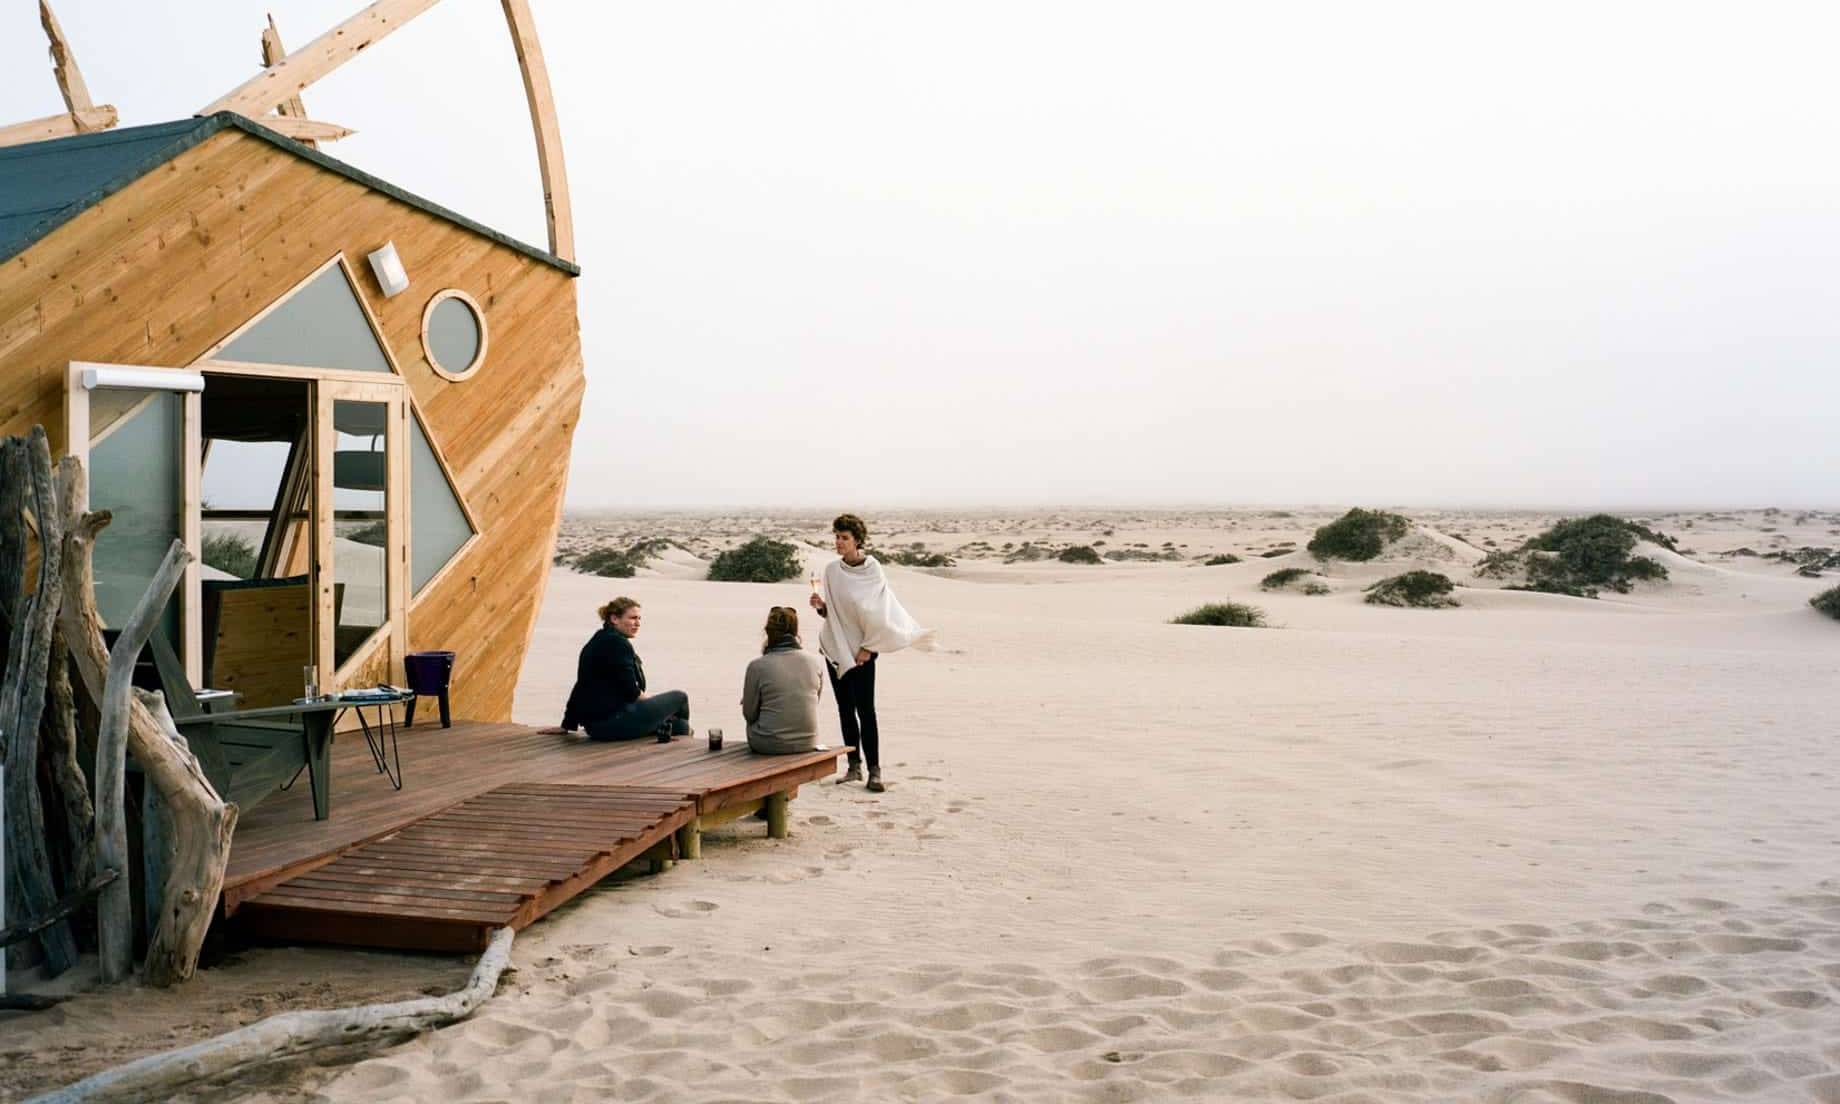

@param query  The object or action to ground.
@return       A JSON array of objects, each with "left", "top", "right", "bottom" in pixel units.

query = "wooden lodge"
[{"left": 1, "top": 3, "right": 840, "bottom": 974}]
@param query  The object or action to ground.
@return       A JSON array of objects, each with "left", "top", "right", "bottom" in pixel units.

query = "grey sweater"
[{"left": 741, "top": 643, "right": 824, "bottom": 754}]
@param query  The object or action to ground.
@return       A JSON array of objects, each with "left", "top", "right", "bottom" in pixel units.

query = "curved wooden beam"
[{"left": 500, "top": 0, "right": 574, "bottom": 262}]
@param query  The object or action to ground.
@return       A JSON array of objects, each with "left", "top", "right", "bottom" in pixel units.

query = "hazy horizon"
[
  {"left": 5, "top": 2, "right": 1836, "bottom": 510},
  {"left": 560, "top": 499, "right": 1840, "bottom": 516}
]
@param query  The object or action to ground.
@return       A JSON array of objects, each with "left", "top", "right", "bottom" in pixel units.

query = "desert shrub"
[
  {"left": 576, "top": 546, "right": 641, "bottom": 578},
  {"left": 1522, "top": 515, "right": 1671, "bottom": 594},
  {"left": 707, "top": 536, "right": 802, "bottom": 583},
  {"left": 1301, "top": 582, "right": 1331, "bottom": 596},
  {"left": 881, "top": 542, "right": 955, "bottom": 568},
  {"left": 1307, "top": 508, "right": 1411, "bottom": 562},
  {"left": 1057, "top": 544, "right": 1103, "bottom": 565},
  {"left": 572, "top": 538, "right": 674, "bottom": 579},
  {"left": 1480, "top": 515, "right": 1674, "bottom": 597},
  {"left": 1258, "top": 548, "right": 1291, "bottom": 559},
  {"left": 1170, "top": 601, "right": 1266, "bottom": 627},
  {"left": 1260, "top": 567, "right": 1311, "bottom": 590},
  {"left": 1203, "top": 553, "right": 1241, "bottom": 566},
  {"left": 1104, "top": 547, "right": 1182, "bottom": 562},
  {"left": 202, "top": 532, "right": 258, "bottom": 578},
  {"left": 1475, "top": 548, "right": 1522, "bottom": 579},
  {"left": 1812, "top": 585, "right": 1840, "bottom": 620},
  {"left": 1364, "top": 571, "right": 1458, "bottom": 608}
]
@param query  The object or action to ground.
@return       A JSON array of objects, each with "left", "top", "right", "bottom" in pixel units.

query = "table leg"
[{"left": 304, "top": 714, "right": 334, "bottom": 820}]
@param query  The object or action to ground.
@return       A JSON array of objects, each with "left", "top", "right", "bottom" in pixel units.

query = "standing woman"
[
  {"left": 810, "top": 513, "right": 934, "bottom": 792},
  {"left": 542, "top": 597, "right": 692, "bottom": 742}
]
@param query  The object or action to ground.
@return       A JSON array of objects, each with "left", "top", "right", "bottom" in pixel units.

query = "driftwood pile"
[{"left": 2, "top": 426, "right": 235, "bottom": 990}]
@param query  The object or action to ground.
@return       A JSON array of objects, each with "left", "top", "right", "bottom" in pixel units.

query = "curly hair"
[{"left": 832, "top": 513, "right": 868, "bottom": 547}]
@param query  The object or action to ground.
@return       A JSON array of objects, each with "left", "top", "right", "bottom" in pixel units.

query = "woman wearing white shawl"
[{"left": 811, "top": 513, "right": 934, "bottom": 792}]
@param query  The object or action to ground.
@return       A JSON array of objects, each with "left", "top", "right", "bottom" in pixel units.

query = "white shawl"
[{"left": 818, "top": 555, "right": 935, "bottom": 675}]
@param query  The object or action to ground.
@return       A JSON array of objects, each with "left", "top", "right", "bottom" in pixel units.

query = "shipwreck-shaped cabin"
[{"left": 0, "top": 113, "right": 583, "bottom": 721}]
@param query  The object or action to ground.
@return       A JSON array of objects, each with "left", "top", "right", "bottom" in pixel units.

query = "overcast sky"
[{"left": 5, "top": 2, "right": 1837, "bottom": 509}]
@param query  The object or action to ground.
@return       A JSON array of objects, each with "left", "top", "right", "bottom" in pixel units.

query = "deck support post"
[
  {"left": 675, "top": 817, "right": 701, "bottom": 861},
  {"left": 764, "top": 792, "right": 789, "bottom": 839}
]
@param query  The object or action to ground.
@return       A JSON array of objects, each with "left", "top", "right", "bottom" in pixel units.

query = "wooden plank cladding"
[
  {"left": 236, "top": 783, "right": 697, "bottom": 952},
  {"left": 0, "top": 125, "right": 584, "bottom": 724}
]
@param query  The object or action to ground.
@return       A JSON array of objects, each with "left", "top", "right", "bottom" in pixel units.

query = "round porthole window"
[{"left": 421, "top": 290, "right": 487, "bottom": 380}]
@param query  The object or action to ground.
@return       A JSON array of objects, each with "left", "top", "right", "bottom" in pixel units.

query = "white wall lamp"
[
  {"left": 76, "top": 363, "right": 205, "bottom": 392},
  {"left": 368, "top": 241, "right": 410, "bottom": 298}
]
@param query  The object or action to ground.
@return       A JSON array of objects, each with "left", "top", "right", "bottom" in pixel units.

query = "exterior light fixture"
[{"left": 368, "top": 241, "right": 409, "bottom": 298}]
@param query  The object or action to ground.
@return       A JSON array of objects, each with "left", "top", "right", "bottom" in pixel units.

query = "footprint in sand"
[
  {"left": 652, "top": 900, "right": 720, "bottom": 919},
  {"left": 805, "top": 814, "right": 834, "bottom": 826},
  {"left": 628, "top": 945, "right": 673, "bottom": 957}
]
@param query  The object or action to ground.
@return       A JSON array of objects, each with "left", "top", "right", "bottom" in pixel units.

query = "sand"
[{"left": 8, "top": 508, "right": 1840, "bottom": 1102}]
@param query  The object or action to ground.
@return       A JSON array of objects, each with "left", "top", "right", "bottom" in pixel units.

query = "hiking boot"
[
  {"left": 865, "top": 768, "right": 885, "bottom": 793},
  {"left": 836, "top": 757, "right": 863, "bottom": 784}
]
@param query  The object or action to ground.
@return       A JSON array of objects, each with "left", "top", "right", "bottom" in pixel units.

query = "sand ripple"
[{"left": 307, "top": 887, "right": 1840, "bottom": 1102}]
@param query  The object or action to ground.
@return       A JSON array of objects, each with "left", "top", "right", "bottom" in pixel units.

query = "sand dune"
[{"left": 300, "top": 508, "right": 1840, "bottom": 1102}]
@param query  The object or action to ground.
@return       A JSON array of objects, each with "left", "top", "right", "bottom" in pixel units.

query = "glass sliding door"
[
  {"left": 313, "top": 379, "right": 407, "bottom": 688},
  {"left": 197, "top": 373, "right": 313, "bottom": 706}
]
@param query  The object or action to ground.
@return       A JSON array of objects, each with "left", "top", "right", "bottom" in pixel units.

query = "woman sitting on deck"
[
  {"left": 741, "top": 606, "right": 824, "bottom": 755},
  {"left": 541, "top": 596, "right": 692, "bottom": 742}
]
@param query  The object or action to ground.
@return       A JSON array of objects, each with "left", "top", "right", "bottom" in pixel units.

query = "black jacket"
[{"left": 561, "top": 627, "right": 646, "bottom": 731}]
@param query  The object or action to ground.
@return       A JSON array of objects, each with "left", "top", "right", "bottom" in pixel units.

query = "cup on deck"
[
  {"left": 302, "top": 665, "right": 319, "bottom": 701},
  {"left": 708, "top": 727, "right": 724, "bottom": 751},
  {"left": 655, "top": 725, "right": 672, "bottom": 743}
]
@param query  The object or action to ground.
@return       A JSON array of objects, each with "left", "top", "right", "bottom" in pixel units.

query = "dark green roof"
[{"left": 0, "top": 112, "right": 578, "bottom": 275}]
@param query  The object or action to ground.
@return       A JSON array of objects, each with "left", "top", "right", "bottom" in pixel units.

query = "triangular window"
[
  {"left": 409, "top": 411, "right": 477, "bottom": 593},
  {"left": 216, "top": 259, "right": 394, "bottom": 373}
]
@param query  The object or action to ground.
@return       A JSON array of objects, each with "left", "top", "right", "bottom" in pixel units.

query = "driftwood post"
[
  {"left": 93, "top": 541, "right": 189, "bottom": 983},
  {"left": 39, "top": 622, "right": 95, "bottom": 915},
  {"left": 1, "top": 430, "right": 78, "bottom": 974},
  {"left": 133, "top": 688, "right": 236, "bottom": 986},
  {"left": 59, "top": 457, "right": 237, "bottom": 986}
]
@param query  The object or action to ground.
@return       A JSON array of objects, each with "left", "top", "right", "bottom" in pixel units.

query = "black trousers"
[
  {"left": 826, "top": 654, "right": 878, "bottom": 769},
  {"left": 586, "top": 691, "right": 691, "bottom": 742}
]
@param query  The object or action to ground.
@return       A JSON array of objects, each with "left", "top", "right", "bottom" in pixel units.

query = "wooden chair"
[
  {"left": 201, "top": 575, "right": 314, "bottom": 709},
  {"left": 142, "top": 633, "right": 333, "bottom": 816}
]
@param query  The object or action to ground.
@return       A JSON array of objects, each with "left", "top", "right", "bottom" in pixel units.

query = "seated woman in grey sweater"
[{"left": 741, "top": 606, "right": 824, "bottom": 755}]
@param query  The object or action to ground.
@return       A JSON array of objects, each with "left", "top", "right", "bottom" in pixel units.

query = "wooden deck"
[{"left": 219, "top": 720, "right": 843, "bottom": 949}]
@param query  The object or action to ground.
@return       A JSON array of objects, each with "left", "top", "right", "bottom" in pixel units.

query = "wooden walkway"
[
  {"left": 219, "top": 720, "right": 843, "bottom": 950},
  {"left": 237, "top": 784, "right": 697, "bottom": 951}
]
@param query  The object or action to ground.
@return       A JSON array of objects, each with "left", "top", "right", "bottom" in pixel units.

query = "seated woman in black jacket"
[{"left": 541, "top": 597, "right": 691, "bottom": 742}]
